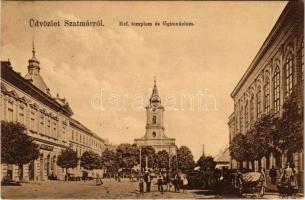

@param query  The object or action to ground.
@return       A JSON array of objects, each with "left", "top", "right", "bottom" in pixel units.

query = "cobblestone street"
[{"left": 2, "top": 178, "right": 303, "bottom": 199}]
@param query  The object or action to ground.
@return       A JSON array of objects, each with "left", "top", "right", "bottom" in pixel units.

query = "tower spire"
[
  {"left": 154, "top": 76, "right": 156, "bottom": 87},
  {"left": 32, "top": 38, "right": 36, "bottom": 58}
]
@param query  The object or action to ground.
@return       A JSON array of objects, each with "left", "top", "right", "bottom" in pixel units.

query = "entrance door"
[
  {"left": 46, "top": 155, "right": 50, "bottom": 179},
  {"left": 28, "top": 160, "right": 35, "bottom": 181},
  {"left": 40, "top": 154, "right": 44, "bottom": 181}
]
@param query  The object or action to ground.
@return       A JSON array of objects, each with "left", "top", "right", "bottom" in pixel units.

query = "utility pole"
[
  {"left": 139, "top": 147, "right": 142, "bottom": 172},
  {"left": 168, "top": 146, "right": 171, "bottom": 171}
]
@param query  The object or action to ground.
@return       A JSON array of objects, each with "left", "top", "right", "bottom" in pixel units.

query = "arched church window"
[
  {"left": 240, "top": 104, "right": 243, "bottom": 133},
  {"left": 245, "top": 100, "right": 249, "bottom": 130},
  {"left": 257, "top": 86, "right": 262, "bottom": 118},
  {"left": 273, "top": 67, "right": 280, "bottom": 113},
  {"left": 285, "top": 52, "right": 293, "bottom": 96},
  {"left": 250, "top": 95, "right": 254, "bottom": 123},
  {"left": 152, "top": 115, "right": 156, "bottom": 124},
  {"left": 264, "top": 76, "right": 270, "bottom": 114}
]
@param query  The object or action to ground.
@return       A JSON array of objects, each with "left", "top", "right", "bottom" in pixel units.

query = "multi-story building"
[
  {"left": 134, "top": 78, "right": 177, "bottom": 155},
  {"left": 228, "top": 1, "right": 303, "bottom": 183},
  {"left": 1, "top": 46, "right": 106, "bottom": 181}
]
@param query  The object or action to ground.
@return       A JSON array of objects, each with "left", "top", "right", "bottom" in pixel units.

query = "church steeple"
[
  {"left": 151, "top": 76, "right": 158, "bottom": 97},
  {"left": 150, "top": 77, "right": 161, "bottom": 106}
]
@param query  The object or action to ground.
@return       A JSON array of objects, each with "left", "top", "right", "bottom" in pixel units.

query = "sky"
[{"left": 1, "top": 1, "right": 287, "bottom": 161}]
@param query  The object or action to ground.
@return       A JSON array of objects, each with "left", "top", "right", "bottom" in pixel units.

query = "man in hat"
[{"left": 144, "top": 171, "right": 152, "bottom": 192}]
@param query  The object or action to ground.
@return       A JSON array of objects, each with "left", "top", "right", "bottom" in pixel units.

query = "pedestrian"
[
  {"left": 139, "top": 173, "right": 144, "bottom": 195},
  {"left": 82, "top": 171, "right": 88, "bottom": 182},
  {"left": 260, "top": 168, "right": 267, "bottom": 197},
  {"left": 144, "top": 171, "right": 152, "bottom": 192},
  {"left": 280, "top": 162, "right": 294, "bottom": 187},
  {"left": 182, "top": 175, "right": 188, "bottom": 193},
  {"left": 118, "top": 172, "right": 121, "bottom": 182},
  {"left": 96, "top": 173, "right": 103, "bottom": 186},
  {"left": 269, "top": 165, "right": 277, "bottom": 184},
  {"left": 165, "top": 172, "right": 171, "bottom": 192},
  {"left": 174, "top": 172, "right": 180, "bottom": 192},
  {"left": 157, "top": 172, "right": 164, "bottom": 193}
]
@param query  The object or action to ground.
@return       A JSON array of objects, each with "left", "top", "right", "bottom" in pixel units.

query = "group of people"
[
  {"left": 138, "top": 171, "right": 188, "bottom": 195},
  {"left": 268, "top": 162, "right": 298, "bottom": 188}
]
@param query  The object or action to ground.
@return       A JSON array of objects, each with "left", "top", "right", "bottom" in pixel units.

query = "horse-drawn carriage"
[{"left": 231, "top": 172, "right": 266, "bottom": 196}]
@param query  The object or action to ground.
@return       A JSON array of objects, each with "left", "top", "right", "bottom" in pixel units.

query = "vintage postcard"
[{"left": 0, "top": 1, "right": 304, "bottom": 199}]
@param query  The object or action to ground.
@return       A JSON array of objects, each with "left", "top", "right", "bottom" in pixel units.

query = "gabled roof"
[{"left": 214, "top": 147, "right": 230, "bottom": 163}]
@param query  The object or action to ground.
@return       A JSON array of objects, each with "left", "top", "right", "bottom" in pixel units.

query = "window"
[
  {"left": 257, "top": 86, "right": 262, "bottom": 118},
  {"left": 235, "top": 105, "right": 239, "bottom": 133},
  {"left": 152, "top": 115, "right": 156, "bottom": 124},
  {"left": 245, "top": 101, "right": 249, "bottom": 130},
  {"left": 273, "top": 67, "right": 281, "bottom": 113},
  {"left": 250, "top": 95, "right": 254, "bottom": 123},
  {"left": 240, "top": 105, "right": 243, "bottom": 133},
  {"left": 264, "top": 77, "right": 270, "bottom": 114},
  {"left": 72, "top": 130, "right": 74, "bottom": 140},
  {"left": 30, "top": 111, "right": 35, "bottom": 130},
  {"left": 301, "top": 41, "right": 304, "bottom": 82},
  {"left": 285, "top": 52, "right": 293, "bottom": 96},
  {"left": 18, "top": 107, "right": 24, "bottom": 124},
  {"left": 47, "top": 120, "right": 51, "bottom": 135},
  {"left": 152, "top": 131, "right": 156, "bottom": 137},
  {"left": 40, "top": 115, "right": 44, "bottom": 133},
  {"left": 53, "top": 122, "right": 57, "bottom": 137},
  {"left": 76, "top": 132, "right": 78, "bottom": 141},
  {"left": 62, "top": 126, "right": 65, "bottom": 140}
]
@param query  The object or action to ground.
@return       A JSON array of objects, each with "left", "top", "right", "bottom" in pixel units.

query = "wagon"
[{"left": 232, "top": 172, "right": 265, "bottom": 196}]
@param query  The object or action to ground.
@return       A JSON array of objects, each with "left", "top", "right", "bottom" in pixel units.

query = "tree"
[
  {"left": 196, "top": 155, "right": 216, "bottom": 171},
  {"left": 1, "top": 121, "right": 40, "bottom": 181},
  {"left": 155, "top": 150, "right": 169, "bottom": 170},
  {"left": 101, "top": 148, "right": 119, "bottom": 176},
  {"left": 278, "top": 88, "right": 304, "bottom": 155},
  {"left": 57, "top": 147, "right": 78, "bottom": 180},
  {"left": 80, "top": 151, "right": 101, "bottom": 170},
  {"left": 116, "top": 143, "right": 139, "bottom": 169},
  {"left": 175, "top": 146, "right": 195, "bottom": 172},
  {"left": 229, "top": 133, "right": 248, "bottom": 168},
  {"left": 246, "top": 114, "right": 279, "bottom": 168}
]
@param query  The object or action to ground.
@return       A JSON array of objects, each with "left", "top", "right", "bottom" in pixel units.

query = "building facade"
[
  {"left": 228, "top": 1, "right": 303, "bottom": 184},
  {"left": 134, "top": 79, "right": 177, "bottom": 155},
  {"left": 1, "top": 46, "right": 106, "bottom": 181}
]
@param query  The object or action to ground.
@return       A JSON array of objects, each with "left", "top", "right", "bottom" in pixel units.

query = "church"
[{"left": 134, "top": 78, "right": 177, "bottom": 155}]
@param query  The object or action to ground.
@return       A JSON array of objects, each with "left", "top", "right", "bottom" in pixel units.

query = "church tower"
[
  {"left": 145, "top": 77, "right": 165, "bottom": 140},
  {"left": 134, "top": 78, "right": 177, "bottom": 155}
]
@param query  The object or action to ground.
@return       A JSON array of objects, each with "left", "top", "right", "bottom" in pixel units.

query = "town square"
[{"left": 1, "top": 1, "right": 304, "bottom": 199}]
